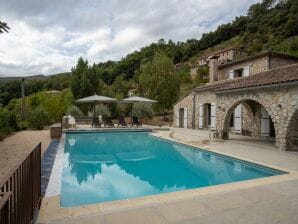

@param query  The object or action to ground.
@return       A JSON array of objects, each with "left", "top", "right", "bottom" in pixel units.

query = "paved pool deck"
[{"left": 38, "top": 127, "right": 298, "bottom": 224}]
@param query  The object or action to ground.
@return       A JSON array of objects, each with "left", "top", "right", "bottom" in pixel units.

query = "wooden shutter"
[
  {"left": 229, "top": 70, "right": 234, "bottom": 79},
  {"left": 176, "top": 109, "right": 179, "bottom": 128},
  {"left": 183, "top": 108, "right": 188, "bottom": 128},
  {"left": 210, "top": 103, "right": 216, "bottom": 130},
  {"left": 261, "top": 107, "right": 270, "bottom": 137},
  {"left": 234, "top": 104, "right": 242, "bottom": 133},
  {"left": 199, "top": 104, "right": 203, "bottom": 129},
  {"left": 243, "top": 66, "right": 250, "bottom": 77}
]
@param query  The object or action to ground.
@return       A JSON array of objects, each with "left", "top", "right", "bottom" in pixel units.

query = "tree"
[
  {"left": 66, "top": 105, "right": 83, "bottom": 116},
  {"left": 94, "top": 104, "right": 111, "bottom": 119},
  {"left": 0, "top": 106, "right": 15, "bottom": 140},
  {"left": 132, "top": 103, "right": 154, "bottom": 119},
  {"left": 27, "top": 107, "right": 50, "bottom": 130},
  {"left": 138, "top": 53, "right": 180, "bottom": 117},
  {"left": 71, "top": 58, "right": 91, "bottom": 99},
  {"left": 0, "top": 20, "right": 9, "bottom": 34}
]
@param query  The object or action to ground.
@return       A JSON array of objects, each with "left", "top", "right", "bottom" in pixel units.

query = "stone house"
[
  {"left": 174, "top": 51, "right": 298, "bottom": 151},
  {"left": 190, "top": 48, "right": 247, "bottom": 80}
]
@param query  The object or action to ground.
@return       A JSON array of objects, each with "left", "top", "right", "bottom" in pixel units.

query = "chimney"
[{"left": 208, "top": 55, "right": 219, "bottom": 83}]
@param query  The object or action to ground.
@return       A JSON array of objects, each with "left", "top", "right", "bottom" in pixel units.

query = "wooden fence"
[{"left": 0, "top": 143, "right": 41, "bottom": 224}]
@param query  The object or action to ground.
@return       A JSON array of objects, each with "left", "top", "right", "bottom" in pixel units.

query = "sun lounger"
[
  {"left": 132, "top": 117, "right": 142, "bottom": 127},
  {"left": 105, "top": 117, "right": 114, "bottom": 127},
  {"left": 93, "top": 115, "right": 103, "bottom": 128},
  {"left": 117, "top": 115, "right": 127, "bottom": 127}
]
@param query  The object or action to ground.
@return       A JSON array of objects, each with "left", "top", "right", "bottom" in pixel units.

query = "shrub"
[
  {"left": 0, "top": 107, "right": 14, "bottom": 140},
  {"left": 66, "top": 105, "right": 83, "bottom": 116},
  {"left": 132, "top": 103, "right": 154, "bottom": 119},
  {"left": 27, "top": 107, "right": 50, "bottom": 130},
  {"left": 94, "top": 104, "right": 111, "bottom": 119}
]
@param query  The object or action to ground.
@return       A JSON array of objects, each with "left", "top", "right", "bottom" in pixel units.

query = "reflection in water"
[
  {"left": 68, "top": 136, "right": 76, "bottom": 146},
  {"left": 61, "top": 132, "right": 282, "bottom": 207}
]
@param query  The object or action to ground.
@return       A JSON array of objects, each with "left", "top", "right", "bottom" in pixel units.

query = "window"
[
  {"left": 207, "top": 104, "right": 211, "bottom": 126},
  {"left": 234, "top": 68, "right": 243, "bottom": 78}
]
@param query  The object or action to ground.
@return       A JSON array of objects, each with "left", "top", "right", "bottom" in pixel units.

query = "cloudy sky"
[{"left": 0, "top": 0, "right": 259, "bottom": 76}]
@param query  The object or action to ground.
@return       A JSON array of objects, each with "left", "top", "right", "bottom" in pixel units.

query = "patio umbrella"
[
  {"left": 76, "top": 94, "right": 117, "bottom": 126},
  {"left": 120, "top": 96, "right": 157, "bottom": 123},
  {"left": 121, "top": 96, "right": 157, "bottom": 104}
]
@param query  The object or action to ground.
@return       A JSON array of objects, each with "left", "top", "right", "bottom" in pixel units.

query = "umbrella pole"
[
  {"left": 130, "top": 104, "right": 133, "bottom": 126},
  {"left": 93, "top": 103, "right": 96, "bottom": 127}
]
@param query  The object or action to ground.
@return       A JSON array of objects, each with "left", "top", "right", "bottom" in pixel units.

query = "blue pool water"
[{"left": 61, "top": 132, "right": 284, "bottom": 207}]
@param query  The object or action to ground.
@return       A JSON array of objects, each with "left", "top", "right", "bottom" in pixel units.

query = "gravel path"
[{"left": 0, "top": 129, "right": 51, "bottom": 182}]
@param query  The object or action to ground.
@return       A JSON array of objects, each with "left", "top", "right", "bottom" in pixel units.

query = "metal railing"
[{"left": 0, "top": 143, "right": 41, "bottom": 224}]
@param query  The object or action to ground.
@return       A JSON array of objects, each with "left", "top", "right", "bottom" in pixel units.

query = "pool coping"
[{"left": 37, "top": 130, "right": 298, "bottom": 223}]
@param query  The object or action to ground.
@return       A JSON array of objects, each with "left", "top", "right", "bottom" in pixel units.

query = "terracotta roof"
[
  {"left": 218, "top": 51, "right": 298, "bottom": 69},
  {"left": 211, "top": 47, "right": 246, "bottom": 56},
  {"left": 194, "top": 63, "right": 298, "bottom": 93},
  {"left": 193, "top": 48, "right": 244, "bottom": 66}
]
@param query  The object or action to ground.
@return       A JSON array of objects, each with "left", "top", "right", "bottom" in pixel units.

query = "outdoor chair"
[
  {"left": 118, "top": 115, "right": 127, "bottom": 127},
  {"left": 93, "top": 116, "right": 103, "bottom": 128},
  {"left": 68, "top": 115, "right": 76, "bottom": 128},
  {"left": 132, "top": 117, "right": 142, "bottom": 127},
  {"left": 105, "top": 117, "right": 114, "bottom": 127}
]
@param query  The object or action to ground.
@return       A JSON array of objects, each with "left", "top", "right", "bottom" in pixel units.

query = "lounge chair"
[
  {"left": 105, "top": 117, "right": 114, "bottom": 127},
  {"left": 132, "top": 117, "right": 142, "bottom": 127},
  {"left": 118, "top": 115, "right": 127, "bottom": 127},
  {"left": 93, "top": 116, "right": 103, "bottom": 128}
]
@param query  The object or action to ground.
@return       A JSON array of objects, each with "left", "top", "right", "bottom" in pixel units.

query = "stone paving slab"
[{"left": 38, "top": 179, "right": 298, "bottom": 224}]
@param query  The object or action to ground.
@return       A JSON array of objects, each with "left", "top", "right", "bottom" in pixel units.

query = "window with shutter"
[
  {"left": 210, "top": 103, "right": 216, "bottom": 130},
  {"left": 199, "top": 104, "right": 203, "bottom": 128},
  {"left": 234, "top": 105, "right": 242, "bottom": 133},
  {"left": 183, "top": 108, "right": 188, "bottom": 129},
  {"left": 261, "top": 107, "right": 270, "bottom": 137}
]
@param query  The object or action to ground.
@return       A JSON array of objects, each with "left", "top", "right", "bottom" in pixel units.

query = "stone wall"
[
  {"left": 240, "top": 103, "right": 255, "bottom": 136},
  {"left": 217, "top": 56, "right": 269, "bottom": 81},
  {"left": 194, "top": 92, "right": 217, "bottom": 129},
  {"left": 173, "top": 84, "right": 298, "bottom": 150},
  {"left": 173, "top": 94, "right": 193, "bottom": 128},
  {"left": 216, "top": 85, "right": 298, "bottom": 150},
  {"left": 209, "top": 58, "right": 219, "bottom": 82}
]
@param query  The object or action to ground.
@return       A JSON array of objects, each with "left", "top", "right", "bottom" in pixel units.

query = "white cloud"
[{"left": 0, "top": 0, "right": 261, "bottom": 76}]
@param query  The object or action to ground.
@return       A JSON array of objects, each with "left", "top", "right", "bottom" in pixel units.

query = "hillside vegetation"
[{"left": 0, "top": 0, "right": 297, "bottom": 138}]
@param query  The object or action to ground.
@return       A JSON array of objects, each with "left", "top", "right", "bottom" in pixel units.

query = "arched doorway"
[
  {"left": 228, "top": 103, "right": 254, "bottom": 135},
  {"left": 222, "top": 99, "right": 276, "bottom": 142},
  {"left": 286, "top": 109, "right": 298, "bottom": 151}
]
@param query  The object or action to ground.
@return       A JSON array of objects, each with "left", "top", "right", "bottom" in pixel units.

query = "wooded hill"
[{"left": 1, "top": 0, "right": 298, "bottom": 107}]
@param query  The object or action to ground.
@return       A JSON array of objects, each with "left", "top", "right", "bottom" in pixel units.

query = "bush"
[
  {"left": 66, "top": 105, "right": 83, "bottom": 116},
  {"left": 0, "top": 107, "right": 14, "bottom": 140},
  {"left": 27, "top": 107, "right": 50, "bottom": 130},
  {"left": 132, "top": 103, "right": 154, "bottom": 119},
  {"left": 94, "top": 104, "right": 111, "bottom": 119}
]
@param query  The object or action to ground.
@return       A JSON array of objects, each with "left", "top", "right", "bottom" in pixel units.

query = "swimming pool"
[{"left": 61, "top": 131, "right": 284, "bottom": 207}]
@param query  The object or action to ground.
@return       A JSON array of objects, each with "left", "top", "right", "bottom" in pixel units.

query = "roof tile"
[{"left": 194, "top": 63, "right": 298, "bottom": 93}]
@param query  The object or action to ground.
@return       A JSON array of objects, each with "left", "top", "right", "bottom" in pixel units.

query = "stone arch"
[
  {"left": 220, "top": 97, "right": 277, "bottom": 143},
  {"left": 285, "top": 109, "right": 298, "bottom": 151}
]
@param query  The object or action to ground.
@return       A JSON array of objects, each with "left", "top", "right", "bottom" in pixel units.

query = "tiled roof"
[
  {"left": 218, "top": 51, "right": 298, "bottom": 69},
  {"left": 194, "top": 63, "right": 298, "bottom": 93}
]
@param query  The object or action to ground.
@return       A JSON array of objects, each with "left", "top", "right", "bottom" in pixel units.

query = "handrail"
[
  {"left": 0, "top": 143, "right": 41, "bottom": 187},
  {"left": 0, "top": 192, "right": 11, "bottom": 224},
  {"left": 0, "top": 142, "right": 41, "bottom": 224},
  {"left": 0, "top": 192, "right": 11, "bottom": 210}
]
